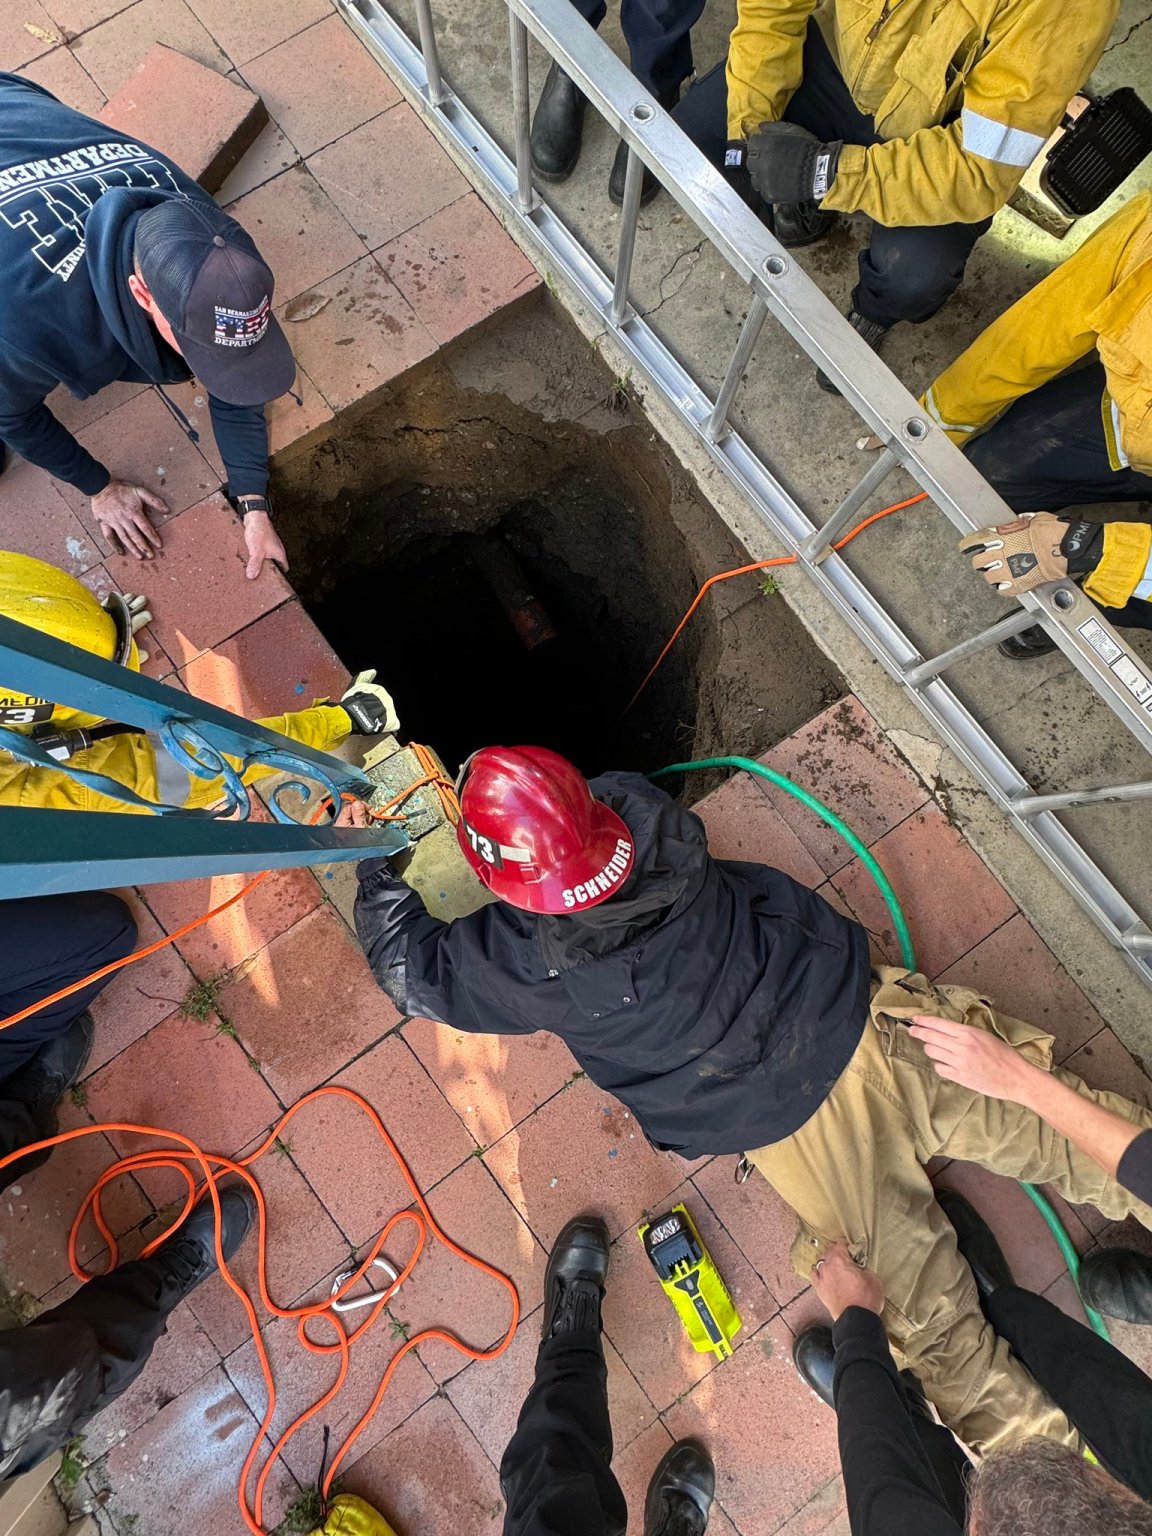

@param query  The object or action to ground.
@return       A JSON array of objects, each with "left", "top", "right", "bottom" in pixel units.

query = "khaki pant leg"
[{"left": 748, "top": 1016, "right": 1077, "bottom": 1456}]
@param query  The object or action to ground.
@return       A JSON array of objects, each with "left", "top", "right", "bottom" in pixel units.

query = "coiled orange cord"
[{"left": 0, "top": 1086, "right": 517, "bottom": 1535}]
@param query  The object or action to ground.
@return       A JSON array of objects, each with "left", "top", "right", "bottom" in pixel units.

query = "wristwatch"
[{"left": 236, "top": 494, "right": 273, "bottom": 518}]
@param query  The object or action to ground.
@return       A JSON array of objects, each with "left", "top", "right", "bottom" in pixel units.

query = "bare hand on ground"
[
  {"left": 91, "top": 480, "right": 167, "bottom": 559},
  {"left": 243, "top": 510, "right": 289, "bottom": 581},
  {"left": 810, "top": 1239, "right": 885, "bottom": 1319},
  {"left": 909, "top": 1015, "right": 1040, "bottom": 1103}
]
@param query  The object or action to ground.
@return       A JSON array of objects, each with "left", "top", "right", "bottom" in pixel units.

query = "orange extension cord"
[
  {"left": 622, "top": 491, "right": 929, "bottom": 717},
  {"left": 0, "top": 1091, "right": 519, "bottom": 1534}
]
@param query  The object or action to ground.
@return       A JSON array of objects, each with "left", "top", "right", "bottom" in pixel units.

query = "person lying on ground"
[
  {"left": 670, "top": 0, "right": 1119, "bottom": 390},
  {"left": 353, "top": 743, "right": 1152, "bottom": 1456},
  {"left": 795, "top": 1221, "right": 1152, "bottom": 1532},
  {"left": 0, "top": 72, "right": 299, "bottom": 580},
  {"left": 911, "top": 1012, "right": 1152, "bottom": 1326}
]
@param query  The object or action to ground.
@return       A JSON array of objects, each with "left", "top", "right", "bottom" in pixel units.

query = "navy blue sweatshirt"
[{"left": 0, "top": 73, "right": 271, "bottom": 498}]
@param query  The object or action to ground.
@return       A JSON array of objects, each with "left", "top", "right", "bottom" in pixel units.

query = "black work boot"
[
  {"left": 773, "top": 200, "right": 837, "bottom": 248},
  {"left": 1079, "top": 1248, "right": 1152, "bottom": 1325},
  {"left": 816, "top": 309, "right": 891, "bottom": 394},
  {"left": 541, "top": 1214, "right": 610, "bottom": 1338},
  {"left": 937, "top": 1189, "right": 1014, "bottom": 1302},
  {"left": 150, "top": 1187, "right": 256, "bottom": 1307},
  {"left": 644, "top": 1439, "right": 715, "bottom": 1536},
  {"left": 793, "top": 1324, "right": 835, "bottom": 1408},
  {"left": 2, "top": 1011, "right": 95, "bottom": 1188},
  {"left": 998, "top": 623, "right": 1057, "bottom": 660},
  {"left": 531, "top": 62, "right": 587, "bottom": 183},
  {"left": 608, "top": 82, "right": 677, "bottom": 207}
]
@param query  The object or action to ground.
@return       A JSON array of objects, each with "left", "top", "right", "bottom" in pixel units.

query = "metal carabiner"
[
  {"left": 329, "top": 1256, "right": 400, "bottom": 1313},
  {"left": 734, "top": 1154, "right": 753, "bottom": 1185}
]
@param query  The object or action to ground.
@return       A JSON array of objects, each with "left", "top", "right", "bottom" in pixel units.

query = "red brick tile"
[
  {"left": 78, "top": 562, "right": 179, "bottom": 679},
  {"left": 483, "top": 1075, "right": 689, "bottom": 1250},
  {"left": 99, "top": 43, "right": 267, "bottom": 191},
  {"left": 84, "top": 1298, "right": 221, "bottom": 1456},
  {"left": 448, "top": 1310, "right": 657, "bottom": 1467},
  {"left": 71, "top": 0, "right": 230, "bottom": 95},
  {"left": 103, "top": 1366, "right": 302, "bottom": 1533},
  {"left": 0, "top": 453, "right": 103, "bottom": 576},
  {"left": 21, "top": 45, "right": 106, "bottom": 113},
  {"left": 224, "top": 1278, "right": 437, "bottom": 1487},
  {"left": 1040, "top": 1268, "right": 1092, "bottom": 1326},
  {"left": 102, "top": 493, "right": 292, "bottom": 665},
  {"left": 85, "top": 1009, "right": 282, "bottom": 1172},
  {"left": 185, "top": 0, "right": 330, "bottom": 68},
  {"left": 57, "top": 388, "right": 222, "bottom": 533},
  {"left": 184, "top": 1150, "right": 349, "bottom": 1357},
  {"left": 216, "top": 906, "right": 398, "bottom": 1102},
  {"left": 604, "top": 1181, "right": 779, "bottom": 1411},
  {"left": 690, "top": 1155, "right": 809, "bottom": 1308},
  {"left": 216, "top": 121, "right": 299, "bottom": 203},
  {"left": 226, "top": 163, "right": 368, "bottom": 305},
  {"left": 779, "top": 1284, "right": 832, "bottom": 1340},
  {"left": 1062, "top": 1028, "right": 1152, "bottom": 1110},
  {"left": 831, "top": 805, "right": 1017, "bottom": 977},
  {"left": 342, "top": 1394, "right": 502, "bottom": 1531},
  {"left": 937, "top": 912, "right": 1107, "bottom": 1064},
  {"left": 664, "top": 1315, "right": 842, "bottom": 1533},
  {"left": 378, "top": 194, "right": 541, "bottom": 347},
  {"left": 760, "top": 697, "right": 930, "bottom": 876},
  {"left": 147, "top": 866, "right": 323, "bottom": 982},
  {"left": 1096, "top": 1301, "right": 1152, "bottom": 1380},
  {"left": 285, "top": 1033, "right": 476, "bottom": 1245},
  {"left": 309, "top": 104, "right": 470, "bottom": 250},
  {"left": 376, "top": 1157, "right": 542, "bottom": 1384},
  {"left": 267, "top": 361, "right": 334, "bottom": 456},
  {"left": 816, "top": 878, "right": 899, "bottom": 966},
  {"left": 42, "top": 0, "right": 135, "bottom": 37},
  {"left": 1090, "top": 1213, "right": 1152, "bottom": 1262},
  {"left": 47, "top": 378, "right": 147, "bottom": 435},
  {"left": 86, "top": 891, "right": 193, "bottom": 1073},
  {"left": 277, "top": 254, "right": 437, "bottom": 412},
  {"left": 693, "top": 773, "right": 826, "bottom": 888},
  {"left": 773, "top": 1478, "right": 851, "bottom": 1536},
  {"left": 0, "top": 4, "right": 61, "bottom": 69},
  {"left": 0, "top": 1100, "right": 151, "bottom": 1299},
  {"left": 932, "top": 1162, "right": 1094, "bottom": 1297},
  {"left": 178, "top": 599, "right": 348, "bottom": 721},
  {"left": 241, "top": 15, "right": 401, "bottom": 157},
  {"left": 402, "top": 1016, "right": 577, "bottom": 1149}
]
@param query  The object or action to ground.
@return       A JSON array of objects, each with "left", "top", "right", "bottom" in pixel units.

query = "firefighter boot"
[
  {"left": 644, "top": 1440, "right": 715, "bottom": 1535},
  {"left": 150, "top": 1187, "right": 256, "bottom": 1307},
  {"left": 817, "top": 309, "right": 891, "bottom": 394},
  {"left": 1079, "top": 1248, "right": 1152, "bottom": 1325},
  {"left": 793, "top": 1324, "right": 835, "bottom": 1407},
  {"left": 937, "top": 1189, "right": 1015, "bottom": 1302},
  {"left": 541, "top": 1214, "right": 610, "bottom": 1337},
  {"left": 608, "top": 83, "right": 679, "bottom": 206},
  {"left": 1, "top": 1011, "right": 94, "bottom": 1189},
  {"left": 531, "top": 62, "right": 587, "bottom": 183}
]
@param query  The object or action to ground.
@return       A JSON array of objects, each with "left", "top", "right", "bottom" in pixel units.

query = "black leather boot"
[
  {"left": 793, "top": 1324, "right": 835, "bottom": 1407},
  {"left": 644, "top": 1439, "right": 715, "bottom": 1535},
  {"left": 937, "top": 1189, "right": 1014, "bottom": 1301},
  {"left": 998, "top": 623, "right": 1057, "bottom": 660},
  {"left": 2, "top": 1012, "right": 94, "bottom": 1188},
  {"left": 531, "top": 62, "right": 587, "bottom": 183},
  {"left": 608, "top": 82, "right": 679, "bottom": 206},
  {"left": 816, "top": 309, "right": 891, "bottom": 394},
  {"left": 150, "top": 1187, "right": 256, "bottom": 1307},
  {"left": 1079, "top": 1248, "right": 1152, "bottom": 1325},
  {"left": 541, "top": 1214, "right": 610, "bottom": 1338}
]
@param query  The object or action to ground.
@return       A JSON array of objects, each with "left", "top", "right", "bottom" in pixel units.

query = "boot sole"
[{"left": 531, "top": 153, "right": 581, "bottom": 184}]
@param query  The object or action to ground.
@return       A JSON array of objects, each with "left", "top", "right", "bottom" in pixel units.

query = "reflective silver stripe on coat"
[
  {"left": 924, "top": 385, "right": 980, "bottom": 436},
  {"left": 146, "top": 730, "right": 197, "bottom": 807},
  {"left": 960, "top": 109, "right": 1046, "bottom": 167}
]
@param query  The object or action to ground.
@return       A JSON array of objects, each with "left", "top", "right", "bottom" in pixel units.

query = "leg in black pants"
[
  {"left": 565, "top": 0, "right": 703, "bottom": 95},
  {"left": 500, "top": 1330, "right": 627, "bottom": 1536},
  {"left": 964, "top": 360, "right": 1152, "bottom": 634},
  {"left": 0, "top": 891, "right": 136, "bottom": 1173},
  {"left": 672, "top": 26, "right": 990, "bottom": 325},
  {"left": 987, "top": 1285, "right": 1152, "bottom": 1501}
]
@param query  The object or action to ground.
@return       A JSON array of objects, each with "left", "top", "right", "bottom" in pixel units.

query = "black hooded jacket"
[
  {"left": 355, "top": 772, "right": 871, "bottom": 1159},
  {"left": 0, "top": 74, "right": 269, "bottom": 497}
]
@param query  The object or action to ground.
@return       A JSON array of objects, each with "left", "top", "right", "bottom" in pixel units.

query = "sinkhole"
[{"left": 272, "top": 339, "right": 842, "bottom": 786}]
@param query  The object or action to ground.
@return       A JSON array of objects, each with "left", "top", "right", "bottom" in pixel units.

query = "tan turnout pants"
[{"left": 748, "top": 968, "right": 1152, "bottom": 1456}]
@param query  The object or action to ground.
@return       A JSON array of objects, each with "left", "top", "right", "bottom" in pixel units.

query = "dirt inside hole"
[{"left": 272, "top": 333, "right": 843, "bottom": 787}]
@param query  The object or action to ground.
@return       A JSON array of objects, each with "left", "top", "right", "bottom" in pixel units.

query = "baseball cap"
[{"left": 133, "top": 198, "right": 296, "bottom": 407}]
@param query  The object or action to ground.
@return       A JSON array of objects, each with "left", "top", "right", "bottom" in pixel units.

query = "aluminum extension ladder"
[{"left": 337, "top": 0, "right": 1152, "bottom": 987}]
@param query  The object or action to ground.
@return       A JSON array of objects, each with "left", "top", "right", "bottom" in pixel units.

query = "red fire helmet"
[{"left": 455, "top": 746, "right": 636, "bottom": 915}]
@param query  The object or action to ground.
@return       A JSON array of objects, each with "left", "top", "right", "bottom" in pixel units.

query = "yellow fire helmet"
[{"left": 0, "top": 551, "right": 139, "bottom": 732}]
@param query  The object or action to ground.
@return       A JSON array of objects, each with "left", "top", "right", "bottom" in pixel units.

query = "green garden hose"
[{"left": 654, "top": 754, "right": 1111, "bottom": 1341}]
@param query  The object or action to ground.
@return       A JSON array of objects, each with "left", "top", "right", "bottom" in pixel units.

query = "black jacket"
[
  {"left": 355, "top": 772, "right": 871, "bottom": 1159},
  {"left": 0, "top": 74, "right": 270, "bottom": 497}
]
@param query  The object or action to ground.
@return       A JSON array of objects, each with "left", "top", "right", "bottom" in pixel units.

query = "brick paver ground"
[{"left": 3, "top": 8, "right": 1152, "bottom": 1536}]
